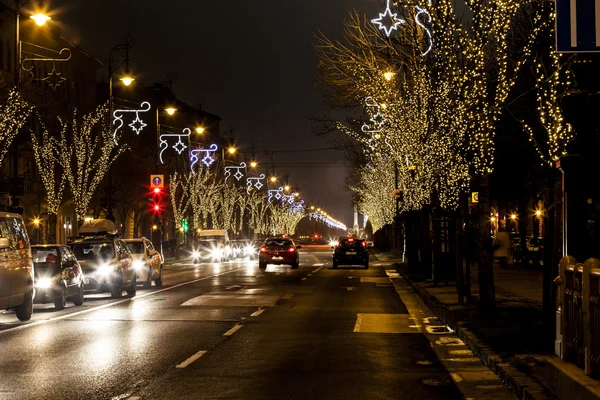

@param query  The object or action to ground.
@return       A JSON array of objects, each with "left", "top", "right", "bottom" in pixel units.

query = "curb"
[{"left": 395, "top": 265, "right": 555, "bottom": 400}]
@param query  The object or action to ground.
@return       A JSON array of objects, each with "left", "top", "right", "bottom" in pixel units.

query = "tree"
[
  {"left": 0, "top": 89, "right": 33, "bottom": 165},
  {"left": 54, "top": 104, "right": 126, "bottom": 221}
]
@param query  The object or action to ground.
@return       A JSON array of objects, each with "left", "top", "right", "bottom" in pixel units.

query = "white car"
[{"left": 124, "top": 238, "right": 163, "bottom": 288}]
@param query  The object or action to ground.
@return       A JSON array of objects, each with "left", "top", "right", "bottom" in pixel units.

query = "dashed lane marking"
[
  {"left": 301, "top": 278, "right": 307, "bottom": 281},
  {"left": 223, "top": 324, "right": 243, "bottom": 336},
  {"left": 0, "top": 268, "right": 245, "bottom": 335},
  {"left": 282, "top": 292, "right": 294, "bottom": 300},
  {"left": 250, "top": 309, "right": 264, "bottom": 317},
  {"left": 175, "top": 350, "right": 207, "bottom": 369}
]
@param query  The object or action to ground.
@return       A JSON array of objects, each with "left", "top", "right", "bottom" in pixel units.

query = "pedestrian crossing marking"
[{"left": 353, "top": 313, "right": 419, "bottom": 333}]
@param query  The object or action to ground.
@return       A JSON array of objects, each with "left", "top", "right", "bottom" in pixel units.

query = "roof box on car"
[{"left": 78, "top": 219, "right": 118, "bottom": 236}]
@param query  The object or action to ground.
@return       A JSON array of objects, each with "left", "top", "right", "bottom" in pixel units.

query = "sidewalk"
[{"left": 374, "top": 252, "right": 600, "bottom": 400}]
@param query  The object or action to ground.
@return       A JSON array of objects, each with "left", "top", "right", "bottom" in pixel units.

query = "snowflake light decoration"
[
  {"left": 190, "top": 144, "right": 218, "bottom": 172},
  {"left": 224, "top": 162, "right": 247, "bottom": 182},
  {"left": 247, "top": 174, "right": 266, "bottom": 193},
  {"left": 158, "top": 128, "right": 191, "bottom": 164},
  {"left": 371, "top": 0, "right": 405, "bottom": 37},
  {"left": 112, "top": 101, "right": 151, "bottom": 144}
]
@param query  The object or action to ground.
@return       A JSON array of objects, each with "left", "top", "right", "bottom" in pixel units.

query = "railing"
[{"left": 557, "top": 256, "right": 600, "bottom": 377}]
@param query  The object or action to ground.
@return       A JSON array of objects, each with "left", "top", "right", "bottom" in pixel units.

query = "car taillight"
[
  {"left": 288, "top": 247, "right": 295, "bottom": 252},
  {"left": 362, "top": 241, "right": 366, "bottom": 247},
  {"left": 260, "top": 247, "right": 266, "bottom": 252},
  {"left": 348, "top": 238, "right": 354, "bottom": 242}
]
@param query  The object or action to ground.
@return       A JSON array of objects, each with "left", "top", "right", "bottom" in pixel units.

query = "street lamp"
[
  {"left": 195, "top": 126, "right": 205, "bottom": 134},
  {"left": 165, "top": 107, "right": 177, "bottom": 116},
  {"left": 284, "top": 185, "right": 290, "bottom": 192},
  {"left": 270, "top": 176, "right": 277, "bottom": 183},
  {"left": 30, "top": 13, "right": 50, "bottom": 26},
  {"left": 250, "top": 161, "right": 258, "bottom": 168}
]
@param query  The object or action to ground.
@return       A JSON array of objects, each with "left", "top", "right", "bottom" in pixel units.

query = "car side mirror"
[
  {"left": 0, "top": 238, "right": 9, "bottom": 250},
  {"left": 296, "top": 245, "right": 302, "bottom": 249}
]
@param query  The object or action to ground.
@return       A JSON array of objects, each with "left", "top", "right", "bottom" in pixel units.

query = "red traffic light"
[{"left": 154, "top": 187, "right": 161, "bottom": 194}]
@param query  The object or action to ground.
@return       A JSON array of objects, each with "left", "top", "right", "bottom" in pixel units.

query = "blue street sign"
[{"left": 556, "top": 0, "right": 600, "bottom": 53}]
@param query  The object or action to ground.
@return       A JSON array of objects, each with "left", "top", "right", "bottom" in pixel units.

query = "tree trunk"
[
  {"left": 47, "top": 214, "right": 57, "bottom": 244},
  {"left": 475, "top": 175, "right": 496, "bottom": 311}
]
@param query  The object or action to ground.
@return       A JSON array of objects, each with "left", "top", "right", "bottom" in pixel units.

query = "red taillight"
[
  {"left": 288, "top": 247, "right": 295, "bottom": 252},
  {"left": 348, "top": 238, "right": 354, "bottom": 242},
  {"left": 260, "top": 247, "right": 266, "bottom": 252},
  {"left": 362, "top": 241, "right": 366, "bottom": 247}
]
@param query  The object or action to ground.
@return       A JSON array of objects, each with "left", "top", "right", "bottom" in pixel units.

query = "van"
[
  {"left": 195, "top": 229, "right": 231, "bottom": 262},
  {"left": 0, "top": 212, "right": 34, "bottom": 321}
]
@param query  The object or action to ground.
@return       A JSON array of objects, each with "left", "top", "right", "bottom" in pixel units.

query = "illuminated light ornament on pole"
[
  {"left": 371, "top": 0, "right": 405, "bottom": 37},
  {"left": 224, "top": 162, "right": 247, "bottom": 182},
  {"left": 268, "top": 187, "right": 284, "bottom": 203},
  {"left": 190, "top": 143, "right": 218, "bottom": 172},
  {"left": 112, "top": 101, "right": 151, "bottom": 144},
  {"left": 246, "top": 174, "right": 266, "bottom": 193},
  {"left": 415, "top": 0, "right": 433, "bottom": 56},
  {"left": 159, "top": 128, "right": 191, "bottom": 164}
]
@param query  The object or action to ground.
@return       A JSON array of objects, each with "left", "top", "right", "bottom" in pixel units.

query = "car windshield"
[
  {"left": 32, "top": 248, "right": 59, "bottom": 263},
  {"left": 70, "top": 242, "right": 115, "bottom": 261},
  {"left": 265, "top": 239, "right": 292, "bottom": 247},
  {"left": 199, "top": 235, "right": 225, "bottom": 241},
  {"left": 197, "top": 239, "right": 218, "bottom": 249},
  {"left": 126, "top": 242, "right": 145, "bottom": 254}
]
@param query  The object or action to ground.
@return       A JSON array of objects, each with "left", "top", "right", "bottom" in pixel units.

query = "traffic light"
[
  {"left": 149, "top": 186, "right": 167, "bottom": 216},
  {"left": 181, "top": 218, "right": 189, "bottom": 233}
]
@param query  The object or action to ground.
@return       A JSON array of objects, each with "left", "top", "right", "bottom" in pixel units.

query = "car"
[
  {"left": 32, "top": 245, "right": 85, "bottom": 310},
  {"left": 230, "top": 239, "right": 256, "bottom": 260},
  {"left": 68, "top": 219, "right": 136, "bottom": 298},
  {"left": 525, "top": 237, "right": 544, "bottom": 266},
  {"left": 258, "top": 238, "right": 301, "bottom": 269},
  {"left": 194, "top": 229, "right": 232, "bottom": 262},
  {"left": 123, "top": 238, "right": 163, "bottom": 288},
  {"left": 332, "top": 237, "right": 369, "bottom": 269},
  {"left": 0, "top": 211, "right": 34, "bottom": 321}
]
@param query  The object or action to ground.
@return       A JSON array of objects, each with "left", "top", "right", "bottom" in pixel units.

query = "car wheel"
[
  {"left": 332, "top": 262, "right": 338, "bottom": 269},
  {"left": 364, "top": 262, "right": 369, "bottom": 269},
  {"left": 53, "top": 287, "right": 67, "bottom": 310},
  {"left": 73, "top": 283, "right": 84, "bottom": 306},
  {"left": 16, "top": 290, "right": 33, "bottom": 321},
  {"left": 143, "top": 268, "right": 152, "bottom": 289},
  {"left": 154, "top": 267, "right": 163, "bottom": 287},
  {"left": 110, "top": 274, "right": 123, "bottom": 299},
  {"left": 259, "top": 262, "right": 267, "bottom": 269},
  {"left": 126, "top": 276, "right": 137, "bottom": 297},
  {"left": 291, "top": 262, "right": 299, "bottom": 269}
]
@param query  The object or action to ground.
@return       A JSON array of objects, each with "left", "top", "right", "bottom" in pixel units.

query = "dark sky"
[{"left": 48, "top": 0, "right": 385, "bottom": 228}]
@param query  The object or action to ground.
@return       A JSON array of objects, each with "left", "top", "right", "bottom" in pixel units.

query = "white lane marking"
[
  {"left": 301, "top": 278, "right": 307, "bottom": 281},
  {"left": 312, "top": 263, "right": 324, "bottom": 267},
  {"left": 126, "top": 397, "right": 141, "bottom": 400},
  {"left": 175, "top": 350, "right": 207, "bottom": 369},
  {"left": 223, "top": 324, "right": 243, "bottom": 336},
  {"left": 0, "top": 268, "right": 245, "bottom": 335},
  {"left": 282, "top": 292, "right": 294, "bottom": 300},
  {"left": 250, "top": 309, "right": 264, "bottom": 317},
  {"left": 225, "top": 285, "right": 241, "bottom": 290}
]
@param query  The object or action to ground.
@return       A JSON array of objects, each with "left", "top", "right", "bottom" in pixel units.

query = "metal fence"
[{"left": 557, "top": 256, "right": 600, "bottom": 377}]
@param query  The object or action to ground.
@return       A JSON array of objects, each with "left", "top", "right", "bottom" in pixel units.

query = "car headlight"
[
  {"left": 96, "top": 264, "right": 113, "bottom": 277},
  {"left": 329, "top": 240, "right": 339, "bottom": 247},
  {"left": 36, "top": 278, "right": 54, "bottom": 289},
  {"left": 192, "top": 250, "right": 200, "bottom": 258},
  {"left": 211, "top": 248, "right": 222, "bottom": 259},
  {"left": 244, "top": 246, "right": 254, "bottom": 254},
  {"left": 133, "top": 260, "right": 145, "bottom": 271}
]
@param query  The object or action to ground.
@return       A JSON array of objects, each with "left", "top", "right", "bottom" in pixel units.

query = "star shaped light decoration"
[
  {"left": 172, "top": 139, "right": 187, "bottom": 154},
  {"left": 128, "top": 115, "right": 147, "bottom": 135},
  {"left": 42, "top": 66, "right": 67, "bottom": 91},
  {"left": 202, "top": 153, "right": 215, "bottom": 167},
  {"left": 234, "top": 170, "right": 244, "bottom": 181},
  {"left": 371, "top": 0, "right": 405, "bottom": 37}
]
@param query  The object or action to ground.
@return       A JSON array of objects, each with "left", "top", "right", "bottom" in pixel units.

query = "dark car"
[
  {"left": 258, "top": 238, "right": 301, "bottom": 269},
  {"left": 32, "top": 245, "right": 85, "bottom": 310},
  {"left": 332, "top": 237, "right": 369, "bottom": 269},
  {"left": 230, "top": 239, "right": 255, "bottom": 259}
]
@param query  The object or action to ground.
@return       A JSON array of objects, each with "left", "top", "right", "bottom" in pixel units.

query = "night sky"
[{"left": 48, "top": 0, "right": 385, "bottom": 228}]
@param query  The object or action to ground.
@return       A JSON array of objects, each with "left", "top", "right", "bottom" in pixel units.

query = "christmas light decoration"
[
  {"left": 169, "top": 172, "right": 190, "bottom": 231},
  {"left": 159, "top": 128, "right": 191, "bottom": 164},
  {"left": 112, "top": 101, "right": 151, "bottom": 144},
  {"left": 31, "top": 119, "right": 65, "bottom": 214},
  {"left": 268, "top": 187, "right": 284, "bottom": 203},
  {"left": 414, "top": 1, "right": 433, "bottom": 56},
  {"left": 247, "top": 174, "right": 266, "bottom": 193},
  {"left": 54, "top": 103, "right": 126, "bottom": 220},
  {"left": 371, "top": 0, "right": 405, "bottom": 37},
  {"left": 0, "top": 89, "right": 33, "bottom": 165},
  {"left": 190, "top": 143, "right": 218, "bottom": 171},
  {"left": 224, "top": 162, "right": 247, "bottom": 182}
]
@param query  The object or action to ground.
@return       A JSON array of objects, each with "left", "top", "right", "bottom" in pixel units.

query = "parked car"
[
  {"left": 68, "top": 219, "right": 136, "bottom": 298},
  {"left": 526, "top": 237, "right": 544, "bottom": 266},
  {"left": 0, "top": 211, "right": 34, "bottom": 321},
  {"left": 123, "top": 238, "right": 163, "bottom": 288},
  {"left": 332, "top": 237, "right": 369, "bottom": 269},
  {"left": 32, "top": 245, "right": 85, "bottom": 310},
  {"left": 258, "top": 238, "right": 301, "bottom": 269}
]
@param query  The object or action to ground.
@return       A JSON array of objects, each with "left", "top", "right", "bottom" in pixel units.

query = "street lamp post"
[{"left": 106, "top": 34, "right": 135, "bottom": 221}]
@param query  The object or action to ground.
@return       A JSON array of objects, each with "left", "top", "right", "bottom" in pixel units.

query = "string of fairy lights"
[{"left": 314, "top": 0, "right": 573, "bottom": 229}]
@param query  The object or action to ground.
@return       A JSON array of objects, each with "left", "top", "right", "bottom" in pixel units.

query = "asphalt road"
[{"left": 0, "top": 247, "right": 515, "bottom": 400}]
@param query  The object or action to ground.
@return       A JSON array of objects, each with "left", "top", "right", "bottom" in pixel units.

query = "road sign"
[
  {"left": 471, "top": 192, "right": 479, "bottom": 204},
  {"left": 150, "top": 175, "right": 164, "bottom": 189},
  {"left": 556, "top": 0, "right": 600, "bottom": 53}
]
